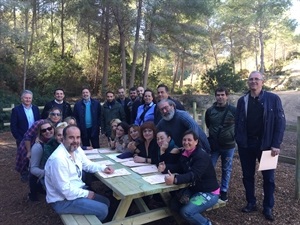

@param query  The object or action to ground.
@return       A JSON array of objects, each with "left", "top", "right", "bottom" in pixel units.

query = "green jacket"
[{"left": 205, "top": 102, "right": 236, "bottom": 149}]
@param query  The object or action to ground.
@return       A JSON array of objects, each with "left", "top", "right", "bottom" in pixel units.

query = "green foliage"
[
  {"left": 200, "top": 62, "right": 246, "bottom": 94},
  {"left": 36, "top": 51, "right": 86, "bottom": 96}
]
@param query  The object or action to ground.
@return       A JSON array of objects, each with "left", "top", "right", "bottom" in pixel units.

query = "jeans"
[
  {"left": 211, "top": 147, "right": 235, "bottom": 192},
  {"left": 238, "top": 138, "right": 275, "bottom": 210},
  {"left": 51, "top": 194, "right": 110, "bottom": 221},
  {"left": 170, "top": 192, "right": 219, "bottom": 225}
]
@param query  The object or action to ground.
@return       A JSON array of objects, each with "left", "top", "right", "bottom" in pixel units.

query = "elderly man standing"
[
  {"left": 73, "top": 88, "right": 101, "bottom": 148},
  {"left": 156, "top": 99, "right": 210, "bottom": 152},
  {"left": 44, "top": 125, "right": 114, "bottom": 222},
  {"left": 41, "top": 88, "right": 72, "bottom": 120},
  {"left": 10, "top": 90, "right": 40, "bottom": 147},
  {"left": 235, "top": 71, "right": 285, "bottom": 221}
]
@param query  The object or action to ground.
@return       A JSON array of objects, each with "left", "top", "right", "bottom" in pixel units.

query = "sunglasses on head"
[
  {"left": 50, "top": 112, "right": 61, "bottom": 116},
  {"left": 41, "top": 127, "right": 53, "bottom": 133}
]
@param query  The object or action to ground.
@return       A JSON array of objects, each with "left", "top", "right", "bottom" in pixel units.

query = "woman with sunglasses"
[
  {"left": 133, "top": 121, "right": 160, "bottom": 165},
  {"left": 15, "top": 107, "right": 62, "bottom": 183},
  {"left": 28, "top": 121, "right": 55, "bottom": 201}
]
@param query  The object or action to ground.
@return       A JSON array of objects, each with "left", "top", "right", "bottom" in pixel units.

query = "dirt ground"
[{"left": 1, "top": 91, "right": 300, "bottom": 225}]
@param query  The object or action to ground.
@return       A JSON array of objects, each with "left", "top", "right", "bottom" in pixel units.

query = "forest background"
[{"left": 1, "top": 0, "right": 300, "bottom": 113}]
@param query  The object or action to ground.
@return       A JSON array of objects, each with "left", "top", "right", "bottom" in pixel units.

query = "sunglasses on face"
[
  {"left": 50, "top": 112, "right": 62, "bottom": 117},
  {"left": 41, "top": 127, "right": 53, "bottom": 133}
]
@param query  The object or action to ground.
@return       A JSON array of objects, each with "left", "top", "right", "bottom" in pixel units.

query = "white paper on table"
[
  {"left": 94, "top": 160, "right": 115, "bottom": 165},
  {"left": 258, "top": 150, "right": 279, "bottom": 171},
  {"left": 106, "top": 153, "right": 133, "bottom": 162},
  {"left": 86, "top": 154, "right": 103, "bottom": 160},
  {"left": 98, "top": 148, "right": 117, "bottom": 154},
  {"left": 84, "top": 149, "right": 99, "bottom": 154},
  {"left": 142, "top": 174, "right": 166, "bottom": 184},
  {"left": 121, "top": 161, "right": 149, "bottom": 167},
  {"left": 131, "top": 165, "right": 158, "bottom": 174},
  {"left": 97, "top": 168, "right": 131, "bottom": 178}
]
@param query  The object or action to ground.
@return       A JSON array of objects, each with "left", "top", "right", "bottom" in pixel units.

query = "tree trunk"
[
  {"left": 129, "top": 0, "right": 142, "bottom": 88},
  {"left": 179, "top": 56, "right": 184, "bottom": 88},
  {"left": 102, "top": 4, "right": 110, "bottom": 96},
  {"left": 258, "top": 25, "right": 264, "bottom": 74},
  {"left": 120, "top": 31, "right": 127, "bottom": 88},
  {"left": 23, "top": 7, "right": 30, "bottom": 90},
  {"left": 171, "top": 54, "right": 179, "bottom": 93},
  {"left": 143, "top": 20, "right": 154, "bottom": 88},
  {"left": 60, "top": 0, "right": 65, "bottom": 57}
]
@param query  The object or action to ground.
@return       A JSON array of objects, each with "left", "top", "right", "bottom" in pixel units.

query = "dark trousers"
[
  {"left": 238, "top": 138, "right": 275, "bottom": 210},
  {"left": 29, "top": 173, "right": 45, "bottom": 200},
  {"left": 81, "top": 128, "right": 100, "bottom": 148}
]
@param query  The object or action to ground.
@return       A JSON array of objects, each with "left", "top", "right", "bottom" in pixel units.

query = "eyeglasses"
[
  {"left": 75, "top": 164, "right": 82, "bottom": 178},
  {"left": 41, "top": 127, "right": 53, "bottom": 133},
  {"left": 50, "top": 112, "right": 62, "bottom": 117},
  {"left": 248, "top": 77, "right": 263, "bottom": 81}
]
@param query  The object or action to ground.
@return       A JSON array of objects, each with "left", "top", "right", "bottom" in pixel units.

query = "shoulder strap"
[{"left": 139, "top": 105, "right": 152, "bottom": 124}]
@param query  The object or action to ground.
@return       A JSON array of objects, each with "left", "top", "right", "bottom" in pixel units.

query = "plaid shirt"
[{"left": 15, "top": 120, "right": 45, "bottom": 173}]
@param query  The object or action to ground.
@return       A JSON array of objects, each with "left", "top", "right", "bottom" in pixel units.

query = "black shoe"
[
  {"left": 220, "top": 191, "right": 228, "bottom": 202},
  {"left": 263, "top": 209, "right": 274, "bottom": 221},
  {"left": 241, "top": 203, "right": 257, "bottom": 213}
]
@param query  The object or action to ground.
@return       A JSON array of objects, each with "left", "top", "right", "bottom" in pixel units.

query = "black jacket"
[{"left": 41, "top": 100, "right": 72, "bottom": 120}]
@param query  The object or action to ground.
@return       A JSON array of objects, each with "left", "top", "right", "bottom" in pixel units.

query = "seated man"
[{"left": 44, "top": 125, "right": 114, "bottom": 222}]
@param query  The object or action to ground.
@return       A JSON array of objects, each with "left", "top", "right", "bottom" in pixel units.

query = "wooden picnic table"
[{"left": 91, "top": 149, "right": 187, "bottom": 225}]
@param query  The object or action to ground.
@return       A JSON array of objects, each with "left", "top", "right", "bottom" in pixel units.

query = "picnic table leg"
[
  {"left": 112, "top": 196, "right": 134, "bottom": 221},
  {"left": 160, "top": 192, "right": 185, "bottom": 225}
]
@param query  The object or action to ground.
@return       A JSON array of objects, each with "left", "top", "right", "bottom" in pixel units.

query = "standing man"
[
  {"left": 205, "top": 87, "right": 236, "bottom": 202},
  {"left": 126, "top": 87, "right": 138, "bottom": 124},
  {"left": 116, "top": 87, "right": 131, "bottom": 124},
  {"left": 156, "top": 99, "right": 210, "bottom": 153},
  {"left": 10, "top": 90, "right": 40, "bottom": 147},
  {"left": 131, "top": 86, "right": 144, "bottom": 124},
  {"left": 44, "top": 125, "right": 114, "bottom": 222},
  {"left": 73, "top": 88, "right": 101, "bottom": 148},
  {"left": 235, "top": 71, "right": 285, "bottom": 221},
  {"left": 101, "top": 91, "right": 126, "bottom": 138},
  {"left": 154, "top": 84, "right": 185, "bottom": 124},
  {"left": 41, "top": 88, "right": 72, "bottom": 120}
]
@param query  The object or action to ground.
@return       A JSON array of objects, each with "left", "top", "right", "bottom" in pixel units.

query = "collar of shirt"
[
  {"left": 83, "top": 98, "right": 91, "bottom": 104},
  {"left": 22, "top": 104, "right": 32, "bottom": 110},
  {"left": 54, "top": 99, "right": 64, "bottom": 104},
  {"left": 182, "top": 148, "right": 196, "bottom": 157}
]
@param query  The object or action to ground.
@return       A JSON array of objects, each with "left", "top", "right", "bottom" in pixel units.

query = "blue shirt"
[
  {"left": 23, "top": 104, "right": 34, "bottom": 129},
  {"left": 84, "top": 100, "right": 92, "bottom": 128},
  {"left": 134, "top": 102, "right": 156, "bottom": 125}
]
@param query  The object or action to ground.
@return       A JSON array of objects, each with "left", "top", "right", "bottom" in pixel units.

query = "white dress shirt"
[{"left": 44, "top": 143, "right": 106, "bottom": 203}]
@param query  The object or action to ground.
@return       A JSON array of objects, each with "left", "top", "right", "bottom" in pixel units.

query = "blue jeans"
[
  {"left": 170, "top": 192, "right": 219, "bottom": 225},
  {"left": 238, "top": 138, "right": 275, "bottom": 210},
  {"left": 211, "top": 147, "right": 235, "bottom": 192},
  {"left": 51, "top": 194, "right": 110, "bottom": 221}
]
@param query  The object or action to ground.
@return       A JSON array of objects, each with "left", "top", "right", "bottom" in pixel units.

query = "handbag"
[{"left": 208, "top": 105, "right": 230, "bottom": 152}]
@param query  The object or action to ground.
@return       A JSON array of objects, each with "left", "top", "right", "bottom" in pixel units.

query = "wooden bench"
[{"left": 60, "top": 214, "right": 103, "bottom": 225}]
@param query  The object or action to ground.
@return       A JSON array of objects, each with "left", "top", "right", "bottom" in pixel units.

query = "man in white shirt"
[{"left": 44, "top": 125, "right": 114, "bottom": 221}]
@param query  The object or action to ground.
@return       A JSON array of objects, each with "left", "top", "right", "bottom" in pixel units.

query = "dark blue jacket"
[
  {"left": 235, "top": 90, "right": 286, "bottom": 149},
  {"left": 10, "top": 104, "right": 40, "bottom": 143},
  {"left": 73, "top": 98, "right": 101, "bottom": 139},
  {"left": 41, "top": 100, "right": 72, "bottom": 120}
]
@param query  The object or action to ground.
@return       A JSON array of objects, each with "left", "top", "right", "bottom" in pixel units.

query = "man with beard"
[
  {"left": 116, "top": 87, "right": 130, "bottom": 123},
  {"left": 44, "top": 125, "right": 114, "bottom": 222},
  {"left": 131, "top": 86, "right": 144, "bottom": 124},
  {"left": 101, "top": 91, "right": 126, "bottom": 138},
  {"left": 156, "top": 99, "right": 210, "bottom": 153},
  {"left": 126, "top": 87, "right": 138, "bottom": 124},
  {"left": 154, "top": 84, "right": 185, "bottom": 124}
]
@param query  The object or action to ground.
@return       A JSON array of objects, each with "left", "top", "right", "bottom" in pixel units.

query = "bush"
[{"left": 200, "top": 62, "right": 246, "bottom": 94}]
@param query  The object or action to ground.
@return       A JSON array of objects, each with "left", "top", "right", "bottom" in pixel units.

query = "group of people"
[{"left": 10, "top": 71, "right": 285, "bottom": 224}]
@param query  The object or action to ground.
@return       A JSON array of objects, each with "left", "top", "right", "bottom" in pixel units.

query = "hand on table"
[
  {"left": 165, "top": 170, "right": 175, "bottom": 185},
  {"left": 104, "top": 166, "right": 114, "bottom": 174},
  {"left": 158, "top": 161, "right": 166, "bottom": 173}
]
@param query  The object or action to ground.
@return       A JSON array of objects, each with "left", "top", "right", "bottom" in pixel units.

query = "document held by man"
[{"left": 258, "top": 150, "right": 279, "bottom": 171}]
